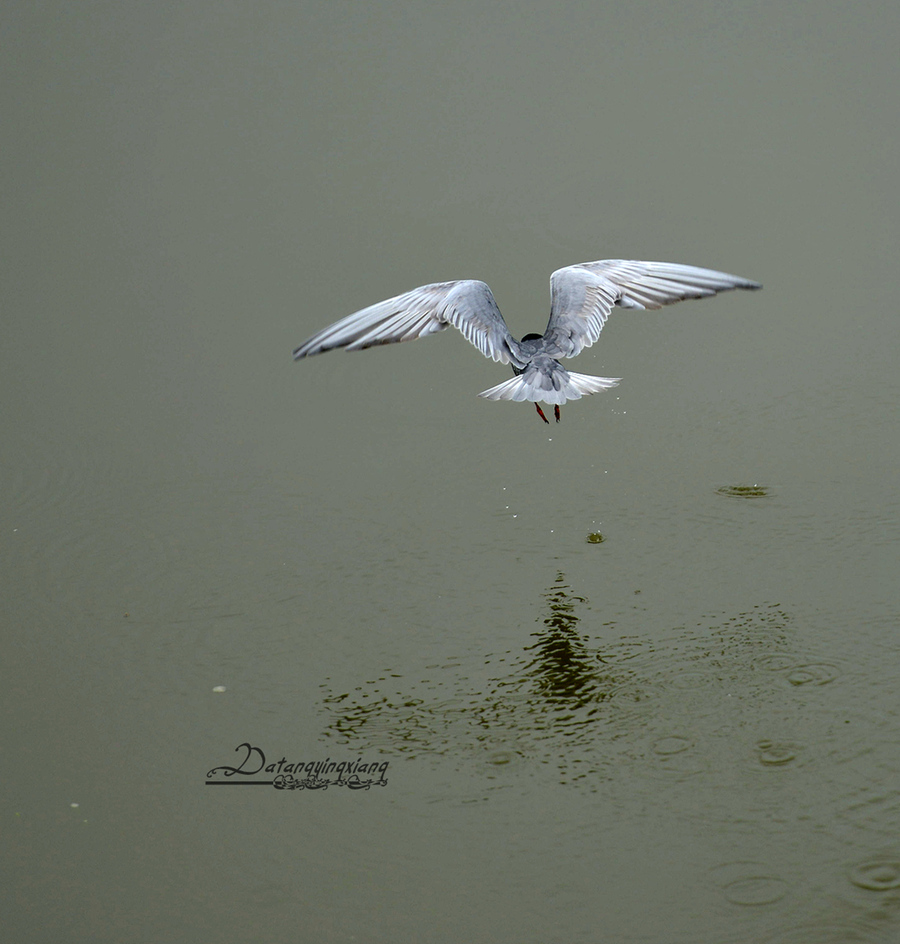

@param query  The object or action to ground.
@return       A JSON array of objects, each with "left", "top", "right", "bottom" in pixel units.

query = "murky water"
[{"left": 4, "top": 2, "right": 900, "bottom": 942}]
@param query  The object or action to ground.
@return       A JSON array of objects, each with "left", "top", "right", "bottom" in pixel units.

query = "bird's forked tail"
[{"left": 477, "top": 365, "right": 620, "bottom": 406}]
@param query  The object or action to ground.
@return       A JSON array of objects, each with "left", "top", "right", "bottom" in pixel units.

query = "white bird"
[{"left": 292, "top": 259, "right": 761, "bottom": 423}]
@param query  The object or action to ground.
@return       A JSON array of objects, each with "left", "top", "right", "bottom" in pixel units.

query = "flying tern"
[{"left": 292, "top": 258, "right": 761, "bottom": 423}]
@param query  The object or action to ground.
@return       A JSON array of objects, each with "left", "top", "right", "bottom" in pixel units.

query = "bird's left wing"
[
  {"left": 292, "top": 280, "right": 522, "bottom": 365},
  {"left": 544, "top": 260, "right": 762, "bottom": 359}
]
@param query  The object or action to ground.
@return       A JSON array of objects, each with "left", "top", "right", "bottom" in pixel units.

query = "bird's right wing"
[
  {"left": 292, "top": 280, "right": 522, "bottom": 365},
  {"left": 544, "top": 260, "right": 762, "bottom": 359}
]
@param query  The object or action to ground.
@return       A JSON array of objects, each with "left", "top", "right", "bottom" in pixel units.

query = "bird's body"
[{"left": 292, "top": 259, "right": 761, "bottom": 423}]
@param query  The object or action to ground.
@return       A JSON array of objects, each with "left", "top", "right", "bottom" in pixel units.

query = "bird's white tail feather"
[{"left": 478, "top": 369, "right": 620, "bottom": 406}]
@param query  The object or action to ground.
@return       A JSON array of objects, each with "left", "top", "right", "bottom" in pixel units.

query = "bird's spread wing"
[
  {"left": 544, "top": 260, "right": 762, "bottom": 359},
  {"left": 292, "top": 280, "right": 522, "bottom": 365}
]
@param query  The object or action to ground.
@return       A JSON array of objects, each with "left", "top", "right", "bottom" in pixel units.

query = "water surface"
[{"left": 3, "top": 2, "right": 900, "bottom": 941}]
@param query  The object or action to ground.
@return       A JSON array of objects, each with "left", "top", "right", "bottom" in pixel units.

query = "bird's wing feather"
[
  {"left": 544, "top": 260, "right": 762, "bottom": 359},
  {"left": 292, "top": 280, "right": 521, "bottom": 365}
]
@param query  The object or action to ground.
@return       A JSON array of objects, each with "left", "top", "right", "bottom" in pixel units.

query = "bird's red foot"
[
  {"left": 535, "top": 404, "right": 550, "bottom": 424},
  {"left": 554, "top": 405, "right": 560, "bottom": 423}
]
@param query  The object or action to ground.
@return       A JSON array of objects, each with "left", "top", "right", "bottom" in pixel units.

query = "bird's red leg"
[
  {"left": 535, "top": 404, "right": 550, "bottom": 424},
  {"left": 554, "top": 405, "right": 560, "bottom": 423}
]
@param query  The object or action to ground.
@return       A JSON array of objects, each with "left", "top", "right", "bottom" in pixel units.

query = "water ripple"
[
  {"left": 716, "top": 484, "right": 772, "bottom": 500},
  {"left": 756, "top": 740, "right": 802, "bottom": 768},
  {"left": 709, "top": 861, "right": 789, "bottom": 906},
  {"left": 849, "top": 859, "right": 900, "bottom": 891}
]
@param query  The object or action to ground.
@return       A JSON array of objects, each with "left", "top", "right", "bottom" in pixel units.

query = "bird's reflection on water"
[
  {"left": 319, "top": 572, "right": 645, "bottom": 777},
  {"left": 319, "top": 575, "right": 801, "bottom": 786},
  {"left": 521, "top": 573, "right": 615, "bottom": 708}
]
